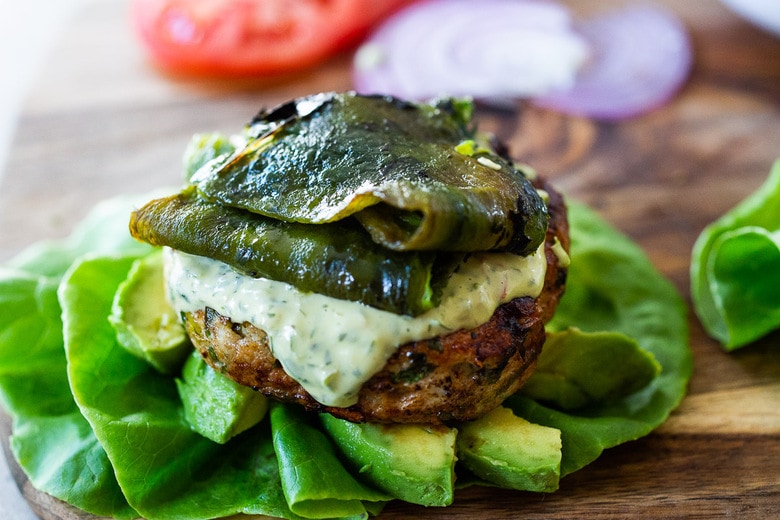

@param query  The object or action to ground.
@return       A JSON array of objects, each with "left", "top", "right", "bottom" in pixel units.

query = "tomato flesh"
[{"left": 131, "top": 0, "right": 414, "bottom": 76}]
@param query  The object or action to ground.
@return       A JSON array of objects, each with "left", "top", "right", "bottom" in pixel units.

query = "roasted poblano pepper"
[
  {"left": 191, "top": 92, "right": 548, "bottom": 254},
  {"left": 130, "top": 92, "right": 549, "bottom": 316},
  {"left": 130, "top": 188, "right": 455, "bottom": 316}
]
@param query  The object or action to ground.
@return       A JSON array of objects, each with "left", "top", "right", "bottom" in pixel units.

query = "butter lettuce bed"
[{"left": 0, "top": 195, "right": 691, "bottom": 519}]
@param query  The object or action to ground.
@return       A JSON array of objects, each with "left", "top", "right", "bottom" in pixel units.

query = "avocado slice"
[
  {"left": 108, "top": 251, "right": 190, "bottom": 374},
  {"left": 320, "top": 413, "right": 457, "bottom": 506},
  {"left": 456, "top": 406, "right": 561, "bottom": 492},
  {"left": 176, "top": 350, "right": 269, "bottom": 444}
]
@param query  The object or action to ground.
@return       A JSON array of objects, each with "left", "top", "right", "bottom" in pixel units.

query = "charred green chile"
[
  {"left": 129, "top": 189, "right": 454, "bottom": 316},
  {"left": 191, "top": 92, "right": 548, "bottom": 254}
]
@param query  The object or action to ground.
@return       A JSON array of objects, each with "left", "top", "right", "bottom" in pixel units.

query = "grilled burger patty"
[{"left": 182, "top": 177, "right": 569, "bottom": 424}]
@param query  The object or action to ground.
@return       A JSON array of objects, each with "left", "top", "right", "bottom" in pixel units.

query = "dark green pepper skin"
[
  {"left": 130, "top": 93, "right": 549, "bottom": 315},
  {"left": 192, "top": 92, "right": 548, "bottom": 255},
  {"left": 130, "top": 189, "right": 443, "bottom": 316}
]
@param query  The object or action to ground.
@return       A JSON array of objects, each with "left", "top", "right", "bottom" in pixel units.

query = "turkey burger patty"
[
  {"left": 169, "top": 176, "right": 568, "bottom": 424},
  {"left": 130, "top": 92, "right": 567, "bottom": 425}
]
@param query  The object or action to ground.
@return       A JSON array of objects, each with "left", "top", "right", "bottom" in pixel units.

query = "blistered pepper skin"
[
  {"left": 193, "top": 92, "right": 548, "bottom": 255},
  {"left": 130, "top": 93, "right": 549, "bottom": 316},
  {"left": 129, "top": 189, "right": 441, "bottom": 316}
]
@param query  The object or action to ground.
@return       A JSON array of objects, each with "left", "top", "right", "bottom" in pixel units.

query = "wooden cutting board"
[{"left": 2, "top": 0, "right": 779, "bottom": 518}]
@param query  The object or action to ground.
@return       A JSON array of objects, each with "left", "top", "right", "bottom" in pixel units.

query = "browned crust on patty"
[{"left": 183, "top": 177, "right": 569, "bottom": 424}]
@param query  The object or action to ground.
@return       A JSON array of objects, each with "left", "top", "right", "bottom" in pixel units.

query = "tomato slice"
[{"left": 131, "top": 0, "right": 415, "bottom": 76}]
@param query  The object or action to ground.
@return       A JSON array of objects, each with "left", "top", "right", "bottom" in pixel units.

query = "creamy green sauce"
[
  {"left": 164, "top": 246, "right": 547, "bottom": 408},
  {"left": 551, "top": 237, "right": 571, "bottom": 268}
]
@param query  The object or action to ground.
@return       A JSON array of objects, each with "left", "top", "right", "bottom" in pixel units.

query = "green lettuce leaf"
[
  {"left": 0, "top": 270, "right": 136, "bottom": 519},
  {"left": 520, "top": 328, "right": 661, "bottom": 410},
  {"left": 690, "top": 159, "right": 780, "bottom": 349},
  {"left": 270, "top": 403, "right": 389, "bottom": 518},
  {"left": 0, "top": 193, "right": 692, "bottom": 517},
  {"left": 59, "top": 254, "right": 299, "bottom": 520},
  {"left": 507, "top": 201, "right": 691, "bottom": 477},
  {"left": 0, "top": 194, "right": 157, "bottom": 519}
]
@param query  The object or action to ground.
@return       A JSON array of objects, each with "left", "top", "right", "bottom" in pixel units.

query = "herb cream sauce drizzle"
[{"left": 164, "top": 246, "right": 547, "bottom": 407}]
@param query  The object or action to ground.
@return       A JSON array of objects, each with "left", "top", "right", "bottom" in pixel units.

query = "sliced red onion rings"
[
  {"left": 352, "top": 0, "right": 693, "bottom": 120},
  {"left": 532, "top": 4, "right": 693, "bottom": 120},
  {"left": 352, "top": 0, "right": 590, "bottom": 100}
]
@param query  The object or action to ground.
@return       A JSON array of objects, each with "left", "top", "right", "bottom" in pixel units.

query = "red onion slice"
[
  {"left": 532, "top": 5, "right": 693, "bottom": 120},
  {"left": 352, "top": 0, "right": 589, "bottom": 100},
  {"left": 352, "top": 1, "right": 692, "bottom": 120}
]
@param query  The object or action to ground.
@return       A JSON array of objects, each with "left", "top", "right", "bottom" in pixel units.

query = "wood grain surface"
[{"left": 1, "top": 0, "right": 779, "bottom": 518}]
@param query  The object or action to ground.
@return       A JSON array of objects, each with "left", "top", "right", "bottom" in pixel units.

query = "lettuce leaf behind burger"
[
  {"left": 511, "top": 201, "right": 692, "bottom": 476},
  {"left": 0, "top": 194, "right": 691, "bottom": 518}
]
